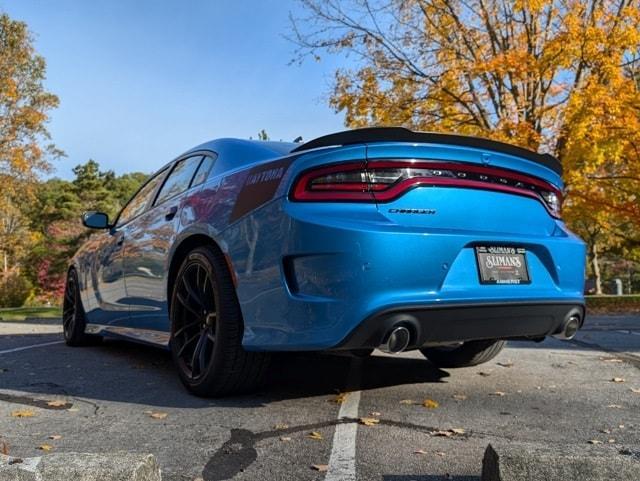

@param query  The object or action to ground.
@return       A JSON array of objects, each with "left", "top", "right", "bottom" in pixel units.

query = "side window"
[
  {"left": 191, "top": 154, "right": 217, "bottom": 186},
  {"left": 154, "top": 156, "right": 203, "bottom": 206},
  {"left": 117, "top": 170, "right": 167, "bottom": 226}
]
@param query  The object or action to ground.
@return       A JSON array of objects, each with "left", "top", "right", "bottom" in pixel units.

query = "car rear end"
[{"left": 237, "top": 129, "right": 585, "bottom": 352}]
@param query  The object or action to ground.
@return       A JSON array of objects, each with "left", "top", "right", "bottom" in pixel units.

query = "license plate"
[{"left": 475, "top": 246, "right": 530, "bottom": 285}]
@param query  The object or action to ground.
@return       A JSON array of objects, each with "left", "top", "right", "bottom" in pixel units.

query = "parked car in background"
[{"left": 64, "top": 127, "right": 586, "bottom": 396}]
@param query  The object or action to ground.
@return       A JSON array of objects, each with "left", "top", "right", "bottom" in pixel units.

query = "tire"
[
  {"left": 420, "top": 339, "right": 506, "bottom": 368},
  {"left": 63, "top": 269, "right": 99, "bottom": 346},
  {"left": 169, "top": 246, "right": 270, "bottom": 397}
]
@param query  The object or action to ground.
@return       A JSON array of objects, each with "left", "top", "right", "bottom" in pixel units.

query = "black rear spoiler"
[{"left": 291, "top": 127, "right": 562, "bottom": 175}]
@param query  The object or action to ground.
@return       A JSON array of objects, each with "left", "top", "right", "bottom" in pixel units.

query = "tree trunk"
[{"left": 591, "top": 243, "right": 603, "bottom": 295}]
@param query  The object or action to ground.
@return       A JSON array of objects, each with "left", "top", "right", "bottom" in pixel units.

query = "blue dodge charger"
[{"left": 65, "top": 127, "right": 586, "bottom": 396}]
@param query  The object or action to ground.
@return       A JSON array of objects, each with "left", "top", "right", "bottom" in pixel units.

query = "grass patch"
[
  {"left": 586, "top": 295, "right": 640, "bottom": 314},
  {"left": 0, "top": 306, "right": 62, "bottom": 321}
]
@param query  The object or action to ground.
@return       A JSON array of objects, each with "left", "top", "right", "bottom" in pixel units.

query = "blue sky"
[{"left": 0, "top": 0, "right": 347, "bottom": 178}]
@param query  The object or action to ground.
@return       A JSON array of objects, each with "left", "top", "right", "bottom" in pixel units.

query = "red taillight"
[{"left": 290, "top": 160, "right": 562, "bottom": 218}]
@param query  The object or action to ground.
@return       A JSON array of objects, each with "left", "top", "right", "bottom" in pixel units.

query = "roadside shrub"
[
  {"left": 586, "top": 295, "right": 640, "bottom": 314},
  {"left": 0, "top": 272, "right": 33, "bottom": 308}
]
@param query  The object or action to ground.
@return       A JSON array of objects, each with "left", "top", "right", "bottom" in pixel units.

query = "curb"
[
  {"left": 0, "top": 453, "right": 161, "bottom": 481},
  {"left": 482, "top": 442, "right": 640, "bottom": 481}
]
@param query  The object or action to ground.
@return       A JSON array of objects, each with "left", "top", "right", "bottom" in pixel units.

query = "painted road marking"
[
  {"left": 325, "top": 358, "right": 362, "bottom": 481},
  {"left": 617, "top": 330, "right": 640, "bottom": 336},
  {"left": 0, "top": 340, "right": 64, "bottom": 355}
]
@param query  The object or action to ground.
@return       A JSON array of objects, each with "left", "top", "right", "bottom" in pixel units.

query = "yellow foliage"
[{"left": 298, "top": 0, "right": 640, "bottom": 251}]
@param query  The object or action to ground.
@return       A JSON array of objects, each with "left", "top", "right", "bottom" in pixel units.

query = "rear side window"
[
  {"left": 191, "top": 154, "right": 217, "bottom": 186},
  {"left": 154, "top": 155, "right": 203, "bottom": 205}
]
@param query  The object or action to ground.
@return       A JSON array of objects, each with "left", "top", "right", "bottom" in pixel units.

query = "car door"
[
  {"left": 122, "top": 154, "right": 211, "bottom": 332},
  {"left": 86, "top": 169, "right": 168, "bottom": 327}
]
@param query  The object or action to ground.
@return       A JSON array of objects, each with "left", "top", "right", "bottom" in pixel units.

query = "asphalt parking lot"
[{"left": 0, "top": 315, "right": 639, "bottom": 481}]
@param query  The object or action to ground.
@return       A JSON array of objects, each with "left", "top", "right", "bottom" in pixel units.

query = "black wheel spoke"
[
  {"left": 64, "top": 287, "right": 74, "bottom": 304},
  {"left": 176, "top": 292, "right": 202, "bottom": 319},
  {"left": 182, "top": 275, "right": 206, "bottom": 311},
  {"left": 173, "top": 318, "right": 201, "bottom": 338},
  {"left": 190, "top": 330, "right": 207, "bottom": 375},
  {"left": 177, "top": 331, "right": 201, "bottom": 357}
]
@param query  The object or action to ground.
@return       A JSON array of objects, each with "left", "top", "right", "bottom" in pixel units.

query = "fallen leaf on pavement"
[
  {"left": 1, "top": 441, "right": 8, "bottom": 455},
  {"left": 399, "top": 399, "right": 417, "bottom": 405},
  {"left": 422, "top": 399, "right": 439, "bottom": 409},
  {"left": 630, "top": 388, "right": 640, "bottom": 394},
  {"left": 452, "top": 394, "right": 467, "bottom": 401},
  {"left": 11, "top": 410, "right": 35, "bottom": 418},
  {"left": 588, "top": 439, "right": 602, "bottom": 444},
  {"left": 46, "top": 400, "right": 67, "bottom": 407},
  {"left": 450, "top": 428, "right": 465, "bottom": 434},
  {"left": 147, "top": 411, "right": 168, "bottom": 420},
  {"left": 414, "top": 449, "right": 428, "bottom": 455},
  {"left": 311, "top": 464, "right": 328, "bottom": 472},
  {"left": 48, "top": 435, "right": 62, "bottom": 440},
  {"left": 607, "top": 404, "right": 623, "bottom": 409},
  {"left": 612, "top": 378, "right": 625, "bottom": 383},
  {"left": 331, "top": 393, "right": 349, "bottom": 404},
  {"left": 308, "top": 431, "right": 323, "bottom": 440},
  {"left": 369, "top": 411, "right": 381, "bottom": 416},
  {"left": 490, "top": 391, "right": 507, "bottom": 397},
  {"left": 497, "top": 362, "right": 514, "bottom": 368},
  {"left": 359, "top": 417, "right": 380, "bottom": 426},
  {"left": 280, "top": 436, "right": 292, "bottom": 442},
  {"left": 274, "top": 424, "right": 289, "bottom": 430},
  {"left": 435, "top": 451, "right": 446, "bottom": 457},
  {"left": 608, "top": 439, "right": 616, "bottom": 443},
  {"left": 37, "top": 444, "right": 53, "bottom": 452}
]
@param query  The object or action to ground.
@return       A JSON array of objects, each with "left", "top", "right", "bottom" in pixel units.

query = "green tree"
[{"left": 24, "top": 160, "right": 148, "bottom": 302}]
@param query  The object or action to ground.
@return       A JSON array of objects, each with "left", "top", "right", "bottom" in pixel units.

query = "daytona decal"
[{"left": 229, "top": 158, "right": 293, "bottom": 222}]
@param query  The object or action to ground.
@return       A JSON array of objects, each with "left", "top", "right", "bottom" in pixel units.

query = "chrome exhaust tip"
[
  {"left": 380, "top": 326, "right": 411, "bottom": 354},
  {"left": 552, "top": 315, "right": 581, "bottom": 340}
]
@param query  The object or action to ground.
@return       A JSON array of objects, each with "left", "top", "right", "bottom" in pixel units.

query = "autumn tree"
[
  {"left": 0, "top": 13, "right": 60, "bottom": 273},
  {"left": 291, "top": 0, "right": 640, "bottom": 292}
]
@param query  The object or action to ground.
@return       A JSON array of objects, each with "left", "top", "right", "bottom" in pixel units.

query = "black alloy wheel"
[
  {"left": 171, "top": 257, "right": 218, "bottom": 381},
  {"left": 63, "top": 269, "right": 96, "bottom": 346},
  {"left": 170, "top": 246, "right": 270, "bottom": 397}
]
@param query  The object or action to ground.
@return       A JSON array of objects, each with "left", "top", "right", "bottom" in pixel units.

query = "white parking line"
[
  {"left": 0, "top": 340, "right": 64, "bottom": 355},
  {"left": 325, "top": 358, "right": 362, "bottom": 481},
  {"left": 617, "top": 330, "right": 640, "bottom": 336}
]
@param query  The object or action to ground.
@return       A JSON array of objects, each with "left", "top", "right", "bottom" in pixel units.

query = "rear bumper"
[
  {"left": 335, "top": 301, "right": 585, "bottom": 350},
  {"left": 226, "top": 199, "right": 586, "bottom": 351}
]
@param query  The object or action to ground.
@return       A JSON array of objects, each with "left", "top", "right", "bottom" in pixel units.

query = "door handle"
[{"left": 165, "top": 206, "right": 178, "bottom": 221}]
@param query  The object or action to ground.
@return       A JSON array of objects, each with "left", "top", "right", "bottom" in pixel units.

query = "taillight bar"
[{"left": 290, "top": 160, "right": 563, "bottom": 218}]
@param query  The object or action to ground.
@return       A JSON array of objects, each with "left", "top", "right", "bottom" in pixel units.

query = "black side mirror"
[{"left": 82, "top": 211, "right": 110, "bottom": 229}]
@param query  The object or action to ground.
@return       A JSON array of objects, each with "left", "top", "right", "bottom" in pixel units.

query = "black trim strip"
[{"left": 291, "top": 127, "right": 562, "bottom": 175}]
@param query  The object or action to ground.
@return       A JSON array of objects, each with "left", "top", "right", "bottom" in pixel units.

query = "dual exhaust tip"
[{"left": 380, "top": 311, "right": 582, "bottom": 354}]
